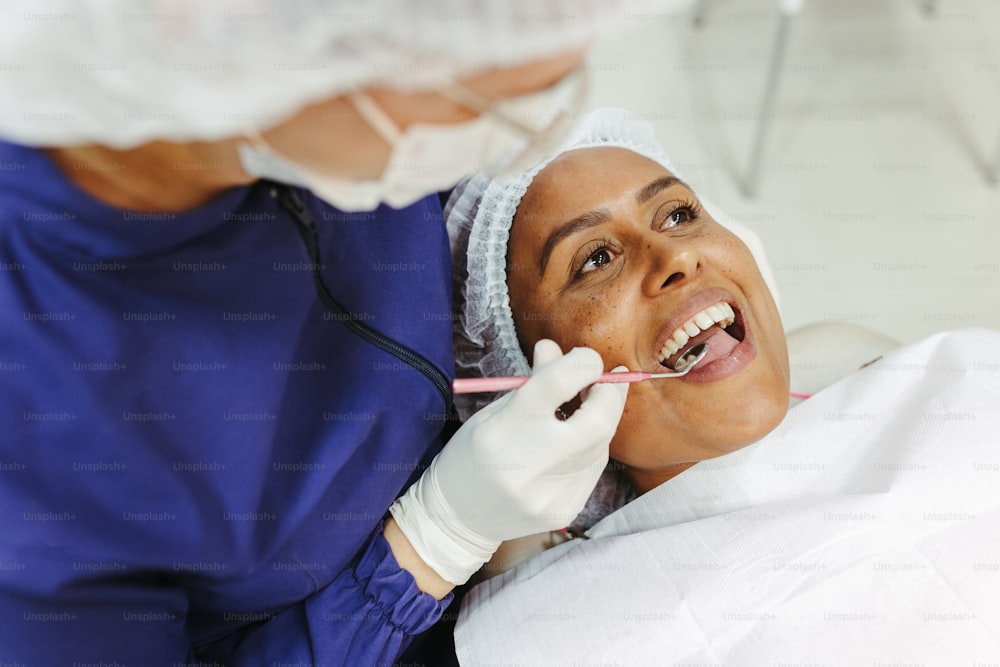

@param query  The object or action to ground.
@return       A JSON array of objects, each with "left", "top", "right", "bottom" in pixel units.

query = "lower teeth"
[{"left": 674, "top": 349, "right": 700, "bottom": 372}]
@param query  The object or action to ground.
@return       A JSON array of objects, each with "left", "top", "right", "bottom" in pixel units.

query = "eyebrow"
[
  {"left": 635, "top": 176, "right": 682, "bottom": 205},
  {"left": 537, "top": 209, "right": 610, "bottom": 276},
  {"left": 534, "top": 176, "right": 685, "bottom": 277}
]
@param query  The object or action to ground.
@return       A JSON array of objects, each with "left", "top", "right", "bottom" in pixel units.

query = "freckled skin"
[{"left": 507, "top": 147, "right": 790, "bottom": 493}]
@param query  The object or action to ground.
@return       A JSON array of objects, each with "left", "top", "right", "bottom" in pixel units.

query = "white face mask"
[
  {"left": 237, "top": 69, "right": 585, "bottom": 212},
  {"left": 238, "top": 106, "right": 520, "bottom": 211}
]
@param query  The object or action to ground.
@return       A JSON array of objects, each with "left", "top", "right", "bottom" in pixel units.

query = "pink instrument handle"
[
  {"left": 453, "top": 374, "right": 815, "bottom": 399},
  {"left": 452, "top": 370, "right": 651, "bottom": 394},
  {"left": 596, "top": 370, "right": 652, "bottom": 383},
  {"left": 452, "top": 376, "right": 531, "bottom": 393}
]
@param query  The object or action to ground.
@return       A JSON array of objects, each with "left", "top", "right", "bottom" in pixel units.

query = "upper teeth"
[{"left": 657, "top": 301, "right": 736, "bottom": 362}]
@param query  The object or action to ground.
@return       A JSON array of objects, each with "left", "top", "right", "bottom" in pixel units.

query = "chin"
[
  {"left": 680, "top": 379, "right": 789, "bottom": 457},
  {"left": 612, "top": 374, "right": 789, "bottom": 473},
  {"left": 723, "top": 389, "right": 789, "bottom": 445}
]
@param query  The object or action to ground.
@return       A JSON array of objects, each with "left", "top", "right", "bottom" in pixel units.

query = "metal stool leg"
[
  {"left": 744, "top": 10, "right": 796, "bottom": 197},
  {"left": 989, "top": 130, "right": 1000, "bottom": 185}
]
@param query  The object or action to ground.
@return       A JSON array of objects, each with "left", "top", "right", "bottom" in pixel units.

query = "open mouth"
[{"left": 656, "top": 301, "right": 747, "bottom": 371}]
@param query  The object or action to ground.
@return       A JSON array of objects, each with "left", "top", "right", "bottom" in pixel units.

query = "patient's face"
[{"left": 508, "top": 147, "right": 790, "bottom": 493}]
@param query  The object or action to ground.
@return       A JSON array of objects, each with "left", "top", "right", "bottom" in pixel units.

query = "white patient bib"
[{"left": 456, "top": 328, "right": 1000, "bottom": 666}]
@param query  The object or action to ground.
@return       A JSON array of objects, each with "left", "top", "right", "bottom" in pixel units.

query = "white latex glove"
[{"left": 389, "top": 339, "right": 629, "bottom": 585}]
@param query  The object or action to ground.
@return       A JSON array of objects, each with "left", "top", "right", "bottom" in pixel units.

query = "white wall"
[{"left": 587, "top": 0, "right": 1000, "bottom": 345}]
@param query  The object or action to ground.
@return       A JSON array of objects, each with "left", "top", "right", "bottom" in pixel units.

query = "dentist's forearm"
[{"left": 383, "top": 516, "right": 455, "bottom": 600}]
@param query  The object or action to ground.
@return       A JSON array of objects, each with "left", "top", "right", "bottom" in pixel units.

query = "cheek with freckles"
[
  {"left": 577, "top": 302, "right": 619, "bottom": 351},
  {"left": 560, "top": 294, "right": 634, "bottom": 367},
  {"left": 705, "top": 231, "right": 750, "bottom": 275},
  {"left": 528, "top": 293, "right": 657, "bottom": 377}
]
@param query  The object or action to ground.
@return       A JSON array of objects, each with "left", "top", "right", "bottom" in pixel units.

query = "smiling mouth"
[{"left": 656, "top": 301, "right": 747, "bottom": 370}]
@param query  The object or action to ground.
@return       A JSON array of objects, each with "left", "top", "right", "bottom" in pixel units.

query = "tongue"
[{"left": 667, "top": 325, "right": 739, "bottom": 370}]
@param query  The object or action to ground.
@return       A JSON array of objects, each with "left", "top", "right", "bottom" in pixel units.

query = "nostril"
[{"left": 662, "top": 272, "right": 684, "bottom": 288}]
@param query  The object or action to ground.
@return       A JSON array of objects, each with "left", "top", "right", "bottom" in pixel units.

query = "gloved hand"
[{"left": 389, "top": 339, "right": 629, "bottom": 585}]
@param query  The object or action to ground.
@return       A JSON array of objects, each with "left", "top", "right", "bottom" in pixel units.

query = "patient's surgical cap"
[
  {"left": 446, "top": 107, "right": 780, "bottom": 422},
  {"left": 0, "top": 0, "right": 681, "bottom": 147}
]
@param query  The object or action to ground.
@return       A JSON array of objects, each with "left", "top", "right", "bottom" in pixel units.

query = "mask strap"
[
  {"left": 242, "top": 125, "right": 299, "bottom": 160},
  {"left": 237, "top": 125, "right": 312, "bottom": 185},
  {"left": 243, "top": 125, "right": 271, "bottom": 150},
  {"left": 244, "top": 125, "right": 270, "bottom": 142},
  {"left": 347, "top": 92, "right": 403, "bottom": 146}
]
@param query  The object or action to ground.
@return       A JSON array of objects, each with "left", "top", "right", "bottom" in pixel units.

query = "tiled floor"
[{"left": 587, "top": 0, "right": 1000, "bottom": 346}]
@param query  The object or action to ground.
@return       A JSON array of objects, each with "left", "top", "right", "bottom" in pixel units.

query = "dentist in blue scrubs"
[{"left": 0, "top": 1, "right": 641, "bottom": 664}]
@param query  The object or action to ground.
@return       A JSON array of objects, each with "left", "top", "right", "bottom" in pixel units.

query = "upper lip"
[{"left": 651, "top": 287, "right": 741, "bottom": 367}]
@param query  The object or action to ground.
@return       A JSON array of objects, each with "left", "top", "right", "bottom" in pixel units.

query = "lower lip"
[{"left": 678, "top": 324, "right": 757, "bottom": 384}]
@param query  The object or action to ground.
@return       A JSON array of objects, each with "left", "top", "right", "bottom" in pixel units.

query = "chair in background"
[
  {"left": 991, "top": 132, "right": 1000, "bottom": 184},
  {"left": 690, "top": 0, "right": 972, "bottom": 196}
]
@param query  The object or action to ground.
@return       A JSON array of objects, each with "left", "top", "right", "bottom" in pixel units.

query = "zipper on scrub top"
[{"left": 275, "top": 185, "right": 454, "bottom": 409}]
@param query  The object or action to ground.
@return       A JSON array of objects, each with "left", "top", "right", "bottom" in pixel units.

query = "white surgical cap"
[
  {"left": 0, "top": 0, "right": 682, "bottom": 147},
  {"left": 446, "top": 107, "right": 780, "bottom": 422}
]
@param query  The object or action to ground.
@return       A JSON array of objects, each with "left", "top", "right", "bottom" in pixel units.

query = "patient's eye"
[
  {"left": 658, "top": 198, "right": 703, "bottom": 231},
  {"left": 572, "top": 239, "right": 619, "bottom": 278},
  {"left": 582, "top": 248, "right": 613, "bottom": 273},
  {"left": 669, "top": 208, "right": 694, "bottom": 225}
]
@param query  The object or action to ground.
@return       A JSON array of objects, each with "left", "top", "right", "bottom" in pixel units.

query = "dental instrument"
[{"left": 453, "top": 344, "right": 709, "bottom": 394}]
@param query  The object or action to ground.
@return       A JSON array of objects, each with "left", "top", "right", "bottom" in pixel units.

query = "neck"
[
  {"left": 626, "top": 461, "right": 697, "bottom": 495},
  {"left": 44, "top": 138, "right": 255, "bottom": 212}
]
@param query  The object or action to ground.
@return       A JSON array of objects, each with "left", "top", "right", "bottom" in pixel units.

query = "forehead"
[{"left": 515, "top": 146, "right": 673, "bottom": 226}]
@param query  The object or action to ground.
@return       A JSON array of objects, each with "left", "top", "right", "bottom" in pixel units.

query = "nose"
[{"left": 641, "top": 239, "right": 701, "bottom": 297}]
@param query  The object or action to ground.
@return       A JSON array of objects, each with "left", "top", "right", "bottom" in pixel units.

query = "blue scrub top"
[{"left": 0, "top": 141, "right": 457, "bottom": 664}]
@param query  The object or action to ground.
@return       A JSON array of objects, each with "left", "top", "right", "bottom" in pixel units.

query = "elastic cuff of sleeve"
[
  {"left": 390, "top": 478, "right": 499, "bottom": 586},
  {"left": 353, "top": 523, "right": 453, "bottom": 635}
]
